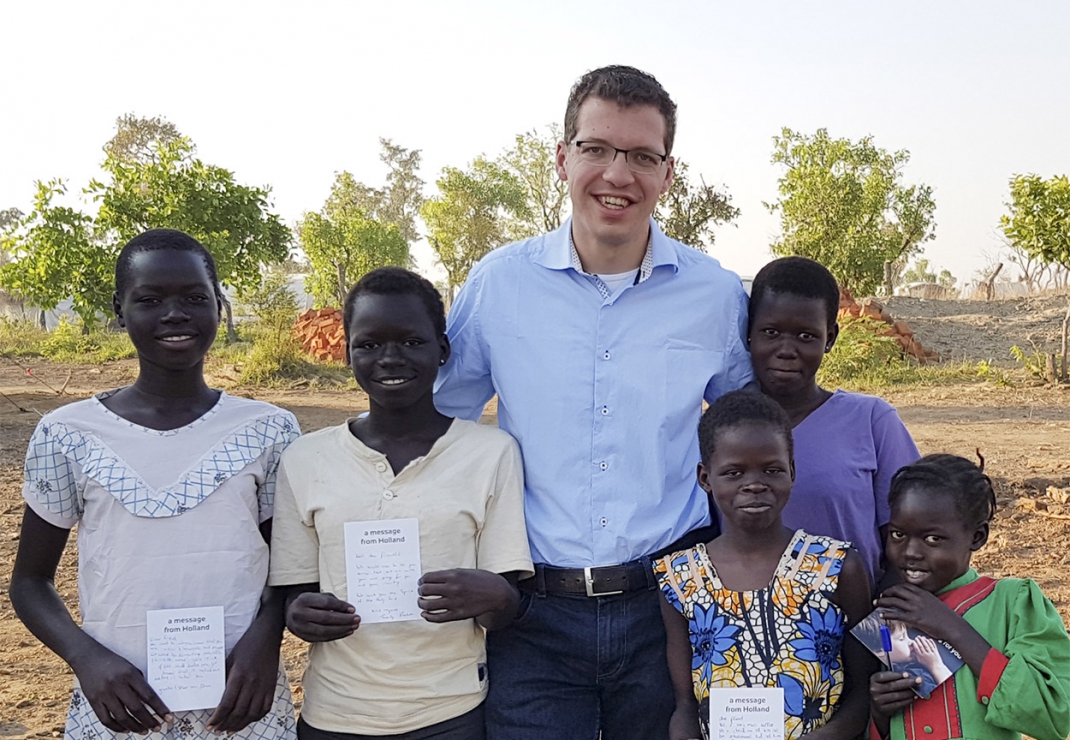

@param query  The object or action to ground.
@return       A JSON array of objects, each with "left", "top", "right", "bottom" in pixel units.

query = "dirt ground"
[
  {"left": 884, "top": 293, "right": 1070, "bottom": 366},
  {"left": 1, "top": 295, "right": 1069, "bottom": 738}
]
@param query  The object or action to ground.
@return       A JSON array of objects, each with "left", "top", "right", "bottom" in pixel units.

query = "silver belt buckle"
[{"left": 584, "top": 565, "right": 624, "bottom": 597}]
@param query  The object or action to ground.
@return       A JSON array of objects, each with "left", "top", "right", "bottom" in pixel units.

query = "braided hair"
[{"left": 888, "top": 452, "right": 997, "bottom": 528}]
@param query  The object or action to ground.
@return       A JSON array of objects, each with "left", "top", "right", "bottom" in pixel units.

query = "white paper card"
[
  {"left": 145, "top": 606, "right": 226, "bottom": 712},
  {"left": 708, "top": 687, "right": 784, "bottom": 740},
  {"left": 344, "top": 518, "right": 421, "bottom": 623}
]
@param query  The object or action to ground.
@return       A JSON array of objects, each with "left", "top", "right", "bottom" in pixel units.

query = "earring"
[{"left": 439, "top": 358, "right": 446, "bottom": 366}]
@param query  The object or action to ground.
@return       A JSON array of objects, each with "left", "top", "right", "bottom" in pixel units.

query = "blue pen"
[{"left": 879, "top": 624, "right": 893, "bottom": 667}]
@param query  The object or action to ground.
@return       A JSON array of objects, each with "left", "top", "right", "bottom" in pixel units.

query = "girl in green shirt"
[{"left": 869, "top": 454, "right": 1069, "bottom": 740}]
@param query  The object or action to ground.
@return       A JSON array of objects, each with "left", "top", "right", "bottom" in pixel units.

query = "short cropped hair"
[
  {"left": 749, "top": 257, "right": 840, "bottom": 331},
  {"left": 698, "top": 390, "right": 794, "bottom": 466},
  {"left": 114, "top": 228, "right": 221, "bottom": 301},
  {"left": 343, "top": 267, "right": 446, "bottom": 343},
  {"left": 889, "top": 453, "right": 997, "bottom": 529},
  {"left": 563, "top": 65, "right": 678, "bottom": 155}
]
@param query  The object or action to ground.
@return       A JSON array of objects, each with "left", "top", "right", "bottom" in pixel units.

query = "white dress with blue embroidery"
[{"left": 22, "top": 390, "right": 300, "bottom": 740}]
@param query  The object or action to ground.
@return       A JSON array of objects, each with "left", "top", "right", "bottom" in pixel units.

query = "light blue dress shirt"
[{"left": 434, "top": 219, "right": 754, "bottom": 568}]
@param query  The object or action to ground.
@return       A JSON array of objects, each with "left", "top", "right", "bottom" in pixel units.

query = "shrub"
[
  {"left": 818, "top": 316, "right": 912, "bottom": 385},
  {"left": 234, "top": 271, "right": 317, "bottom": 385},
  {"left": 0, "top": 317, "right": 134, "bottom": 362}
]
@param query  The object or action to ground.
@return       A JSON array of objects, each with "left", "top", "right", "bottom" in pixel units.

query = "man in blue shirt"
[{"left": 435, "top": 65, "right": 753, "bottom": 740}]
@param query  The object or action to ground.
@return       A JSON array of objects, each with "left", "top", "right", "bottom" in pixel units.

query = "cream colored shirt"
[{"left": 268, "top": 419, "right": 532, "bottom": 734}]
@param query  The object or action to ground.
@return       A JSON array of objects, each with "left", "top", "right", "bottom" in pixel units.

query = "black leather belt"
[
  {"left": 523, "top": 560, "right": 655, "bottom": 597},
  {"left": 519, "top": 523, "right": 720, "bottom": 598}
]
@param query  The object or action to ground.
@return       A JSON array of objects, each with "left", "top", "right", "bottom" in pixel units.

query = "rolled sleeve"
[
  {"left": 267, "top": 458, "right": 321, "bottom": 586},
  {"left": 475, "top": 436, "right": 533, "bottom": 579}
]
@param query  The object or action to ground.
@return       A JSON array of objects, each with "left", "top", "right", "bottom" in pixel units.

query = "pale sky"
[{"left": 2, "top": 0, "right": 1068, "bottom": 285}]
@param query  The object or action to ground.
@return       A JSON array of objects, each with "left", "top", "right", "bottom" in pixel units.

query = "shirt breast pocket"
[{"left": 663, "top": 342, "right": 724, "bottom": 422}]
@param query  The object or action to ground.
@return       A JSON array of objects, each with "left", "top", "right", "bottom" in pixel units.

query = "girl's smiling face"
[
  {"left": 114, "top": 249, "right": 220, "bottom": 371},
  {"left": 885, "top": 486, "right": 989, "bottom": 593},
  {"left": 699, "top": 421, "right": 795, "bottom": 533},
  {"left": 345, "top": 292, "right": 449, "bottom": 411}
]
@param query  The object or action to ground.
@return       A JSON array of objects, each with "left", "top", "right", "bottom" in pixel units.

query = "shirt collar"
[
  {"left": 536, "top": 217, "right": 679, "bottom": 279},
  {"left": 936, "top": 567, "right": 979, "bottom": 596}
]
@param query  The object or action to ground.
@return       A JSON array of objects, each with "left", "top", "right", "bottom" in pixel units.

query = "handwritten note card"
[
  {"left": 708, "top": 687, "right": 784, "bottom": 740},
  {"left": 145, "top": 606, "right": 225, "bottom": 712},
  {"left": 344, "top": 518, "right": 421, "bottom": 624}
]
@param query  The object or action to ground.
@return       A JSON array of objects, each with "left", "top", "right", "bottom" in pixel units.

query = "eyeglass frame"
[{"left": 571, "top": 140, "right": 670, "bottom": 174}]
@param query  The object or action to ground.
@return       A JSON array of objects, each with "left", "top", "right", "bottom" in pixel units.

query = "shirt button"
[
  {"left": 383, "top": 490, "right": 395, "bottom": 500},
  {"left": 599, "top": 461, "right": 608, "bottom": 471},
  {"left": 981, "top": 696, "right": 990, "bottom": 705},
  {"left": 375, "top": 462, "right": 387, "bottom": 472},
  {"left": 923, "top": 726, "right": 933, "bottom": 734},
  {"left": 600, "top": 517, "right": 608, "bottom": 527},
  {"left": 603, "top": 351, "right": 611, "bottom": 360},
  {"left": 601, "top": 406, "right": 609, "bottom": 415}
]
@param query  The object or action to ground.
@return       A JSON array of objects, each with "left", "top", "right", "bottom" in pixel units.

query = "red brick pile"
[
  {"left": 293, "top": 308, "right": 346, "bottom": 362},
  {"left": 838, "top": 290, "right": 939, "bottom": 363}
]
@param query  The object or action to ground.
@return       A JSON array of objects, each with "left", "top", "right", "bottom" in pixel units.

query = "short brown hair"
[{"left": 563, "top": 65, "right": 678, "bottom": 154}]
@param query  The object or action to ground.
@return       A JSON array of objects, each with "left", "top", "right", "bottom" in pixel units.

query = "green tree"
[
  {"left": 766, "top": 128, "right": 936, "bottom": 295},
  {"left": 91, "top": 137, "right": 291, "bottom": 340},
  {"left": 421, "top": 158, "right": 530, "bottom": 296},
  {"left": 0, "top": 207, "right": 24, "bottom": 267},
  {"left": 104, "top": 114, "right": 183, "bottom": 164},
  {"left": 497, "top": 124, "right": 569, "bottom": 238},
  {"left": 0, "top": 181, "right": 111, "bottom": 327},
  {"left": 657, "top": 160, "right": 739, "bottom": 251},
  {"left": 1000, "top": 174, "right": 1070, "bottom": 270},
  {"left": 901, "top": 258, "right": 956, "bottom": 288},
  {"left": 299, "top": 172, "right": 409, "bottom": 308},
  {"left": 326, "top": 139, "right": 425, "bottom": 252}
]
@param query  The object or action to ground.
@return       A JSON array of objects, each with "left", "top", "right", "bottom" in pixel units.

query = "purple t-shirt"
[{"left": 782, "top": 390, "right": 920, "bottom": 585}]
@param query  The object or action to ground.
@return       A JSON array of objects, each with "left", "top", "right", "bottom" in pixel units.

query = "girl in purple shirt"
[{"left": 747, "top": 257, "right": 920, "bottom": 588}]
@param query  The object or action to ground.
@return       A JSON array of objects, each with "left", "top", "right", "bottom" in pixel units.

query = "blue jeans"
[{"left": 484, "top": 583, "right": 673, "bottom": 740}]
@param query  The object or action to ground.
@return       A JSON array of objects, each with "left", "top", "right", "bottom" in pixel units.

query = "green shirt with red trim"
[{"left": 870, "top": 568, "right": 1069, "bottom": 740}]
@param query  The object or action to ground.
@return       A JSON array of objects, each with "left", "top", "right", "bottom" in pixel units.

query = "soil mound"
[{"left": 883, "top": 293, "right": 1070, "bottom": 366}]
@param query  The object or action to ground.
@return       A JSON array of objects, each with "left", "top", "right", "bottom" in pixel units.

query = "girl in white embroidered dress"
[{"left": 11, "top": 229, "right": 300, "bottom": 740}]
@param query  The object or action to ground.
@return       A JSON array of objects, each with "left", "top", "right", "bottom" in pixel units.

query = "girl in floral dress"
[{"left": 655, "top": 391, "right": 873, "bottom": 740}]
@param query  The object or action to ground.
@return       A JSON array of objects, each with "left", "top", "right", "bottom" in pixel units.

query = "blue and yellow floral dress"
[{"left": 654, "top": 529, "right": 849, "bottom": 740}]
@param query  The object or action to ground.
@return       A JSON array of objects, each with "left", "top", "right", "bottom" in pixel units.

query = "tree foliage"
[
  {"left": 299, "top": 172, "right": 409, "bottom": 308},
  {"left": 326, "top": 139, "right": 425, "bottom": 250},
  {"left": 1, "top": 118, "right": 289, "bottom": 335},
  {"left": 0, "top": 181, "right": 111, "bottom": 327},
  {"left": 766, "top": 127, "right": 936, "bottom": 296},
  {"left": 901, "top": 258, "right": 956, "bottom": 288},
  {"left": 421, "top": 158, "right": 530, "bottom": 296},
  {"left": 91, "top": 137, "right": 290, "bottom": 297},
  {"left": 104, "top": 114, "right": 182, "bottom": 164},
  {"left": 0, "top": 207, "right": 23, "bottom": 267},
  {"left": 656, "top": 160, "right": 739, "bottom": 251},
  {"left": 498, "top": 124, "right": 569, "bottom": 238},
  {"left": 1000, "top": 174, "right": 1070, "bottom": 271}
]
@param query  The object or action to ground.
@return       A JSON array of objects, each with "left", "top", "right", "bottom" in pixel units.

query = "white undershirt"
[{"left": 596, "top": 268, "right": 640, "bottom": 294}]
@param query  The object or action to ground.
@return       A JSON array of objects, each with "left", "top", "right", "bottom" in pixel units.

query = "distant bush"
[
  {"left": 0, "top": 317, "right": 134, "bottom": 363},
  {"left": 234, "top": 271, "right": 323, "bottom": 385},
  {"left": 0, "top": 318, "right": 49, "bottom": 356},
  {"left": 818, "top": 316, "right": 911, "bottom": 385}
]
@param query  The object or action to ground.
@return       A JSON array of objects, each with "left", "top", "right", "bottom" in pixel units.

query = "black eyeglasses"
[{"left": 572, "top": 141, "right": 669, "bottom": 175}]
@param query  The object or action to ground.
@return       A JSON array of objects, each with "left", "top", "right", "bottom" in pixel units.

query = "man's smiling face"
[{"left": 556, "top": 97, "right": 673, "bottom": 256}]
